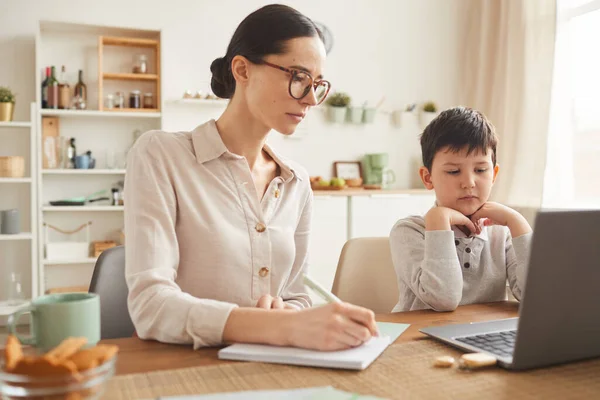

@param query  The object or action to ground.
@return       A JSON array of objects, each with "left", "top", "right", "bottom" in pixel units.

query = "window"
[{"left": 543, "top": 0, "right": 600, "bottom": 208}]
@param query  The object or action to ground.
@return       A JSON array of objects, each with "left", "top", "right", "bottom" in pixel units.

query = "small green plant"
[
  {"left": 326, "top": 92, "right": 351, "bottom": 108},
  {"left": 0, "top": 87, "right": 15, "bottom": 103},
  {"left": 423, "top": 101, "right": 437, "bottom": 113}
]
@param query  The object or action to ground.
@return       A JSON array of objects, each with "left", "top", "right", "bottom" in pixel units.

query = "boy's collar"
[{"left": 452, "top": 224, "right": 489, "bottom": 241}]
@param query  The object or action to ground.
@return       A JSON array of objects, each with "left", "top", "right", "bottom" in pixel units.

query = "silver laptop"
[{"left": 420, "top": 210, "right": 600, "bottom": 370}]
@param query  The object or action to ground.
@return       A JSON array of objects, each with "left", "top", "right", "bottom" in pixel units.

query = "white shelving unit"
[
  {"left": 42, "top": 206, "right": 125, "bottom": 212},
  {"left": 40, "top": 109, "right": 161, "bottom": 119},
  {"left": 35, "top": 20, "right": 163, "bottom": 295},
  {"left": 0, "top": 103, "right": 38, "bottom": 315},
  {"left": 0, "top": 178, "right": 33, "bottom": 183},
  {"left": 0, "top": 302, "right": 29, "bottom": 318},
  {"left": 42, "top": 169, "right": 126, "bottom": 175},
  {"left": 0, "top": 233, "right": 33, "bottom": 241},
  {"left": 43, "top": 257, "right": 97, "bottom": 265},
  {"left": 0, "top": 121, "right": 32, "bottom": 128}
]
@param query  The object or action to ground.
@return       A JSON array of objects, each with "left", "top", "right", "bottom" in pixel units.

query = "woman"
[{"left": 125, "top": 4, "right": 378, "bottom": 351}]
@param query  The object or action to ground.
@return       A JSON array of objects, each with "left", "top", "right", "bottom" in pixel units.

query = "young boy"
[{"left": 390, "top": 107, "right": 532, "bottom": 312}]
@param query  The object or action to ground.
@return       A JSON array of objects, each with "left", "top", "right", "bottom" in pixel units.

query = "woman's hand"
[
  {"left": 281, "top": 302, "right": 379, "bottom": 351},
  {"left": 255, "top": 294, "right": 285, "bottom": 310}
]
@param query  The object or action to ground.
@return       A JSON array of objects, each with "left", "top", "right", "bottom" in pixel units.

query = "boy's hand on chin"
[
  {"left": 470, "top": 202, "right": 533, "bottom": 238},
  {"left": 425, "top": 206, "right": 481, "bottom": 235},
  {"left": 470, "top": 202, "right": 514, "bottom": 227}
]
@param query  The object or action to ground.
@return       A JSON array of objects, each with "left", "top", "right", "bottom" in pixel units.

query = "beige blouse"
[{"left": 124, "top": 120, "right": 313, "bottom": 348}]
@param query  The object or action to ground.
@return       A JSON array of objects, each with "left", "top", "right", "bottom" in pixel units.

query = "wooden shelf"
[
  {"left": 40, "top": 109, "right": 161, "bottom": 118},
  {"left": 102, "top": 36, "right": 159, "bottom": 48},
  {"left": 103, "top": 72, "right": 158, "bottom": 82},
  {"left": 99, "top": 35, "right": 161, "bottom": 113},
  {"left": 0, "top": 233, "right": 32, "bottom": 241},
  {"left": 0, "top": 178, "right": 32, "bottom": 183},
  {"left": 43, "top": 169, "right": 126, "bottom": 175},
  {"left": 43, "top": 258, "right": 97, "bottom": 265},
  {"left": 0, "top": 121, "right": 31, "bottom": 128},
  {"left": 43, "top": 206, "right": 124, "bottom": 212}
]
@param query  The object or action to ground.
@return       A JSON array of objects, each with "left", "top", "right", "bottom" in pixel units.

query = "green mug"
[{"left": 8, "top": 293, "right": 101, "bottom": 352}]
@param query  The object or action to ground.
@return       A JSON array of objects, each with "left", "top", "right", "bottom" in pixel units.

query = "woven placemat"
[{"left": 103, "top": 339, "right": 600, "bottom": 400}]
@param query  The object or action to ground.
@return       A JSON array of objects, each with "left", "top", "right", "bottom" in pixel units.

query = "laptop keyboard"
[{"left": 455, "top": 330, "right": 517, "bottom": 358}]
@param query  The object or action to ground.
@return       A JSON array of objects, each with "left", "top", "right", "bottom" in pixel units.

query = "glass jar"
[
  {"left": 115, "top": 92, "right": 125, "bottom": 108},
  {"left": 3, "top": 273, "right": 26, "bottom": 307},
  {"left": 105, "top": 94, "right": 115, "bottom": 109},
  {"left": 129, "top": 90, "right": 141, "bottom": 109},
  {"left": 143, "top": 93, "right": 154, "bottom": 109},
  {"left": 133, "top": 54, "right": 148, "bottom": 74},
  {"left": 70, "top": 95, "right": 86, "bottom": 110}
]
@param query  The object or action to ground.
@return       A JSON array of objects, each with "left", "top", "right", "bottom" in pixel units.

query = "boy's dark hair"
[
  {"left": 210, "top": 4, "right": 324, "bottom": 99},
  {"left": 420, "top": 106, "right": 498, "bottom": 171}
]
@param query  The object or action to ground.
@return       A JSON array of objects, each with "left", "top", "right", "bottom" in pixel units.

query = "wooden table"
[{"left": 102, "top": 301, "right": 520, "bottom": 376}]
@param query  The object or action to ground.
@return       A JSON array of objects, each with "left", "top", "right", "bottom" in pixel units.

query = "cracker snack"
[{"left": 1, "top": 335, "right": 118, "bottom": 399}]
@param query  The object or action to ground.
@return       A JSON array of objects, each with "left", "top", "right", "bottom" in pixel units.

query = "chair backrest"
[
  {"left": 89, "top": 246, "right": 135, "bottom": 339},
  {"left": 331, "top": 237, "right": 399, "bottom": 313}
]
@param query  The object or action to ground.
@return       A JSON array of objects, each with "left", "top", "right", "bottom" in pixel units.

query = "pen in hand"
[{"left": 303, "top": 274, "right": 380, "bottom": 337}]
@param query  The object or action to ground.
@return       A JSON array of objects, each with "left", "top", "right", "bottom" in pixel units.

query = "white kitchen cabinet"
[
  {"left": 0, "top": 104, "right": 38, "bottom": 324},
  {"left": 350, "top": 193, "right": 435, "bottom": 238},
  {"left": 308, "top": 196, "right": 348, "bottom": 291}
]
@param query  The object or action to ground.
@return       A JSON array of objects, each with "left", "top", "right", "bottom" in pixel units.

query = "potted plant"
[
  {"left": 0, "top": 86, "right": 15, "bottom": 122},
  {"left": 421, "top": 101, "right": 438, "bottom": 126},
  {"left": 325, "top": 92, "right": 350, "bottom": 123}
]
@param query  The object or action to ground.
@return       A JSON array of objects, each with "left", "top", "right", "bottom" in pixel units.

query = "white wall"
[{"left": 1, "top": 0, "right": 469, "bottom": 188}]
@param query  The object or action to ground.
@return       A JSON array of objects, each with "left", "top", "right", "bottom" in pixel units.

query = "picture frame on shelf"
[{"left": 333, "top": 161, "right": 363, "bottom": 180}]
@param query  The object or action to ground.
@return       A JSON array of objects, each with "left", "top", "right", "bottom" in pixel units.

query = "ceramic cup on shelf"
[
  {"left": 1, "top": 209, "right": 20, "bottom": 234},
  {"left": 74, "top": 154, "right": 90, "bottom": 169}
]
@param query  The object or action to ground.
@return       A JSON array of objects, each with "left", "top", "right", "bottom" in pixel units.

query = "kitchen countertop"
[{"left": 312, "top": 188, "right": 431, "bottom": 196}]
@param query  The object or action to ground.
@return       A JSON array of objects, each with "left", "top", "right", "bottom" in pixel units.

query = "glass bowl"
[{"left": 0, "top": 355, "right": 116, "bottom": 400}]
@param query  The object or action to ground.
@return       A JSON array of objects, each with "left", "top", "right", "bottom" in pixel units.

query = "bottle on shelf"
[
  {"left": 41, "top": 67, "right": 51, "bottom": 109},
  {"left": 73, "top": 70, "right": 87, "bottom": 109},
  {"left": 111, "top": 188, "right": 119, "bottom": 206},
  {"left": 67, "top": 138, "right": 76, "bottom": 169},
  {"left": 47, "top": 66, "right": 59, "bottom": 109},
  {"left": 58, "top": 65, "right": 71, "bottom": 110}
]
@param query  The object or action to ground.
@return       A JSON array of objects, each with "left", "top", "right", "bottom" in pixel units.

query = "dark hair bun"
[
  {"left": 210, "top": 57, "right": 234, "bottom": 99},
  {"left": 210, "top": 5, "right": 321, "bottom": 100}
]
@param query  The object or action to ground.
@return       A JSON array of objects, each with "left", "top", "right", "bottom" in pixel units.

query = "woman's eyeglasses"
[{"left": 263, "top": 61, "right": 331, "bottom": 105}]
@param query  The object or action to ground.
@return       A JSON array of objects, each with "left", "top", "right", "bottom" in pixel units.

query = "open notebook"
[
  {"left": 152, "top": 386, "right": 386, "bottom": 399},
  {"left": 218, "top": 322, "right": 409, "bottom": 371}
]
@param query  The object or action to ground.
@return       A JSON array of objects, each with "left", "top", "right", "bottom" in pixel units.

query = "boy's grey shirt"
[{"left": 390, "top": 215, "right": 532, "bottom": 312}]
